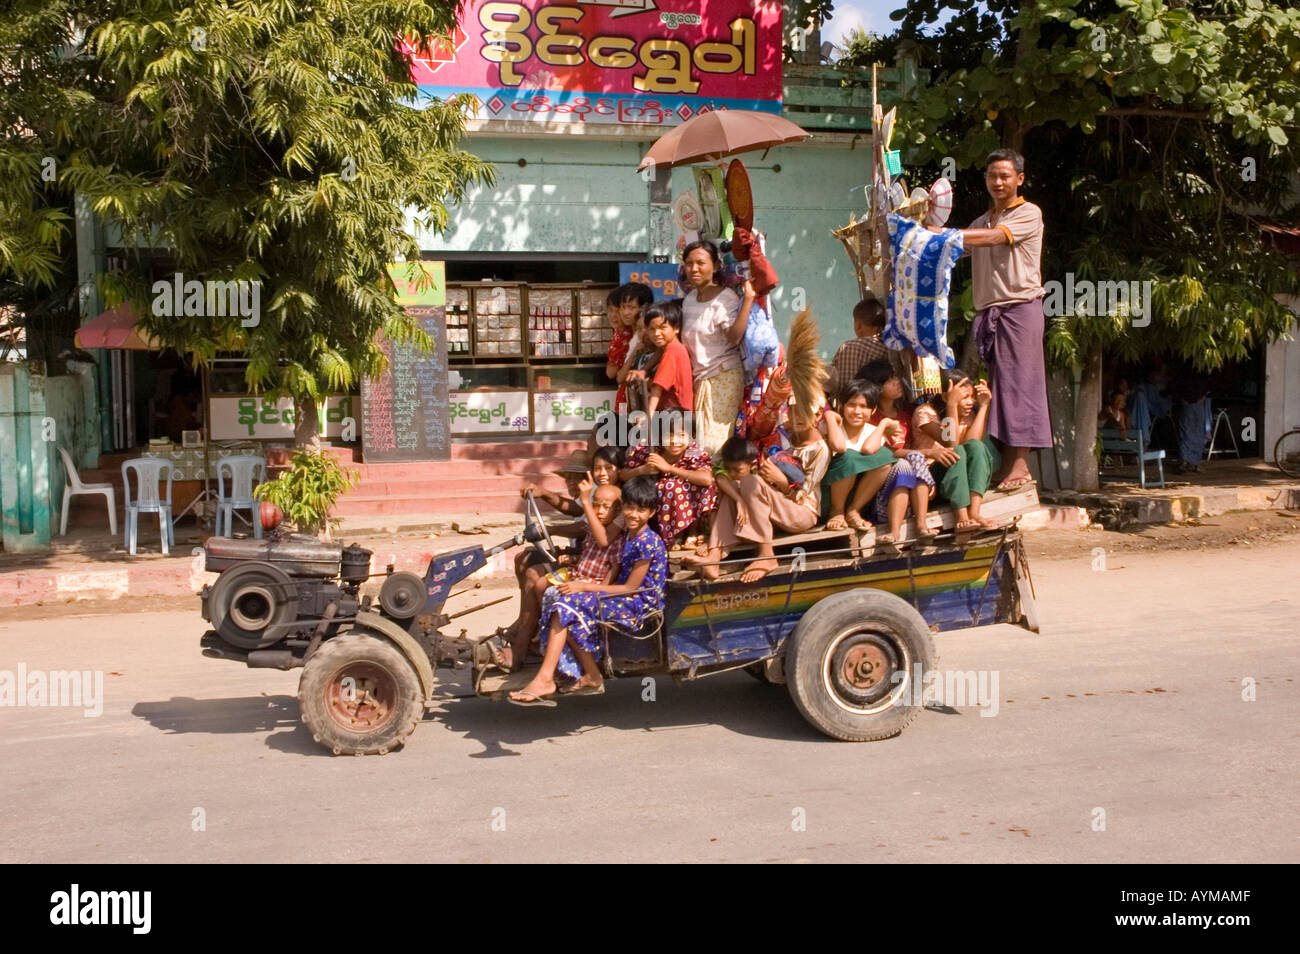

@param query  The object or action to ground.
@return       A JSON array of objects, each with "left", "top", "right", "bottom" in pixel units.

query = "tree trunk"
[
  {"left": 294, "top": 395, "right": 320, "bottom": 448},
  {"left": 1072, "top": 344, "right": 1102, "bottom": 491}
]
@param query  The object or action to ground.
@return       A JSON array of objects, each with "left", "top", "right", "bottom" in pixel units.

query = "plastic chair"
[
  {"left": 216, "top": 455, "right": 266, "bottom": 538},
  {"left": 121, "top": 458, "right": 175, "bottom": 555},
  {"left": 57, "top": 446, "right": 117, "bottom": 536}
]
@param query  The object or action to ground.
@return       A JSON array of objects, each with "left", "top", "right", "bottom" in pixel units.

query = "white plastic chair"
[
  {"left": 57, "top": 446, "right": 117, "bottom": 536},
  {"left": 216, "top": 454, "right": 266, "bottom": 538},
  {"left": 122, "top": 458, "right": 175, "bottom": 555}
]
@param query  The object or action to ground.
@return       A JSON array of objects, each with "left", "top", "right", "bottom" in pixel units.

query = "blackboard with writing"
[{"left": 362, "top": 263, "right": 451, "bottom": 461}]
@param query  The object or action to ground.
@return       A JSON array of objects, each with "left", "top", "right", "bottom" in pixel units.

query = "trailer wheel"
[
  {"left": 298, "top": 631, "right": 423, "bottom": 756},
  {"left": 786, "top": 589, "right": 936, "bottom": 741}
]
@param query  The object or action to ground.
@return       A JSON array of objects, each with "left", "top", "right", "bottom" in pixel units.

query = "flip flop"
[
  {"left": 558, "top": 683, "right": 605, "bottom": 697},
  {"left": 508, "top": 690, "right": 557, "bottom": 708},
  {"left": 996, "top": 476, "right": 1033, "bottom": 491}
]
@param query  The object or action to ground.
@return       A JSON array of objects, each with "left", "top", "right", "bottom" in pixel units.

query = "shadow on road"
[
  {"left": 432, "top": 671, "right": 827, "bottom": 756},
  {"left": 130, "top": 673, "right": 843, "bottom": 759},
  {"left": 131, "top": 694, "right": 311, "bottom": 742}
]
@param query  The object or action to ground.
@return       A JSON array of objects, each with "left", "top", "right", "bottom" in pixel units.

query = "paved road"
[{"left": 1, "top": 539, "right": 1296, "bottom": 863}]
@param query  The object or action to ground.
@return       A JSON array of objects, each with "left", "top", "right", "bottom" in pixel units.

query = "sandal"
[
  {"left": 845, "top": 511, "right": 871, "bottom": 531},
  {"left": 824, "top": 515, "right": 848, "bottom": 531},
  {"left": 508, "top": 690, "right": 557, "bottom": 708},
  {"left": 558, "top": 682, "right": 605, "bottom": 697},
  {"left": 996, "top": 475, "right": 1033, "bottom": 492},
  {"left": 876, "top": 534, "right": 901, "bottom": 554}
]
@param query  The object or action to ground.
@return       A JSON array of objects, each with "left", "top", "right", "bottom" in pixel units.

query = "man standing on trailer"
[{"left": 936, "top": 148, "right": 1052, "bottom": 489}]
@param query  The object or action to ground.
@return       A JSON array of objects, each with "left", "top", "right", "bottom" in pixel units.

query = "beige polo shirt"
[{"left": 969, "top": 196, "right": 1045, "bottom": 310}]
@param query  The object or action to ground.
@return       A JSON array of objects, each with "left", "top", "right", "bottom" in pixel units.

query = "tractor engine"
[
  {"left": 198, "top": 533, "right": 499, "bottom": 666},
  {"left": 201, "top": 535, "right": 426, "bottom": 653}
]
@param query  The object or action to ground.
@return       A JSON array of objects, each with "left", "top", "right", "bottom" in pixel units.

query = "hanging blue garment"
[{"left": 883, "top": 213, "right": 964, "bottom": 369}]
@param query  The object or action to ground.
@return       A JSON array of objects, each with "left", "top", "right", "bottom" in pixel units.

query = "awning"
[{"left": 75, "top": 303, "right": 160, "bottom": 350}]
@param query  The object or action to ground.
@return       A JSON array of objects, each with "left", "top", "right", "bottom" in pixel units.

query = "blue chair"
[
  {"left": 216, "top": 454, "right": 267, "bottom": 538},
  {"left": 122, "top": 458, "right": 175, "bottom": 554}
]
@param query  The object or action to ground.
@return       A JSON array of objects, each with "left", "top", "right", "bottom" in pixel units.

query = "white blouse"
[{"left": 681, "top": 287, "right": 742, "bottom": 383}]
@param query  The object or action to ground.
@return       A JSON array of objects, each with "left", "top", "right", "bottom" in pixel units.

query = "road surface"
[{"left": 1, "top": 530, "right": 1296, "bottom": 863}]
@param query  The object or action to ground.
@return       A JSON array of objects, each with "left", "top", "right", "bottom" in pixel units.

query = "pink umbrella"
[
  {"left": 75, "top": 303, "right": 160, "bottom": 350},
  {"left": 636, "top": 110, "right": 811, "bottom": 172}
]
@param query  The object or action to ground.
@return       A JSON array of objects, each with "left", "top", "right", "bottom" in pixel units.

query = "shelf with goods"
[
  {"left": 444, "top": 281, "right": 618, "bottom": 437},
  {"left": 445, "top": 282, "right": 615, "bottom": 365}
]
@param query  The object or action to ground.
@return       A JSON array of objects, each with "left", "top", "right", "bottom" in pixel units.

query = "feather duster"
[{"left": 786, "top": 308, "right": 830, "bottom": 414}]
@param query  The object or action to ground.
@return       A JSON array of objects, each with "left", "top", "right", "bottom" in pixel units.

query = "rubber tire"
[
  {"left": 209, "top": 561, "right": 299, "bottom": 650},
  {"left": 743, "top": 662, "right": 780, "bottom": 685},
  {"left": 297, "top": 631, "right": 424, "bottom": 756},
  {"left": 785, "top": 588, "right": 936, "bottom": 742}
]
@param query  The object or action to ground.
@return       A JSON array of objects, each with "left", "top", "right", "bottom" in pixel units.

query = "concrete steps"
[{"left": 69, "top": 440, "right": 591, "bottom": 521}]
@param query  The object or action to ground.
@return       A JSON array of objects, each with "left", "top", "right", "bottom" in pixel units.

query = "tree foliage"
[
  {"left": 837, "top": 1, "right": 1300, "bottom": 486},
  {"left": 3, "top": 0, "right": 493, "bottom": 423},
  {"left": 843, "top": 0, "right": 1300, "bottom": 371}
]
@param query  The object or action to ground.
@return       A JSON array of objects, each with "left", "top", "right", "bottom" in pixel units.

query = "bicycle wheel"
[{"left": 1274, "top": 428, "right": 1300, "bottom": 478}]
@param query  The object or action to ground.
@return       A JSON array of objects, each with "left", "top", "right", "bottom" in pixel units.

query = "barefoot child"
[
  {"left": 685, "top": 434, "right": 821, "bottom": 582},
  {"left": 494, "top": 480, "right": 623, "bottom": 672},
  {"left": 912, "top": 370, "right": 1001, "bottom": 533},
  {"left": 619, "top": 409, "right": 716, "bottom": 548},
  {"left": 820, "top": 381, "right": 898, "bottom": 531},
  {"left": 510, "top": 476, "right": 668, "bottom": 706}
]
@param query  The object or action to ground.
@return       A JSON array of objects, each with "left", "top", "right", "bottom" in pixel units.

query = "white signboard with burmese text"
[
  {"left": 448, "top": 390, "right": 532, "bottom": 435},
  {"left": 208, "top": 395, "right": 354, "bottom": 441},
  {"left": 533, "top": 390, "right": 616, "bottom": 433}
]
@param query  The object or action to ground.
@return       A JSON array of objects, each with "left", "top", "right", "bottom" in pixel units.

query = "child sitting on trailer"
[
  {"left": 820, "top": 380, "right": 899, "bottom": 531},
  {"left": 859, "top": 359, "right": 938, "bottom": 549},
  {"left": 912, "top": 370, "right": 1001, "bottom": 533},
  {"left": 509, "top": 475, "right": 668, "bottom": 706},
  {"left": 619, "top": 409, "right": 716, "bottom": 548},
  {"left": 493, "top": 479, "right": 623, "bottom": 673},
  {"left": 685, "top": 428, "right": 824, "bottom": 582}
]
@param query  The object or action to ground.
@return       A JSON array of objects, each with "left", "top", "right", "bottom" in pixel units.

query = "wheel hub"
[
  {"left": 325, "top": 663, "right": 397, "bottom": 732},
  {"left": 827, "top": 630, "right": 905, "bottom": 710}
]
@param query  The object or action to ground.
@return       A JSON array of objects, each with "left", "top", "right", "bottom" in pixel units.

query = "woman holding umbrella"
[{"left": 680, "top": 240, "right": 755, "bottom": 458}]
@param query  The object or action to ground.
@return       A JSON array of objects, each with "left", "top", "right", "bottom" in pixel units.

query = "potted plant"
[{"left": 253, "top": 444, "right": 359, "bottom": 539}]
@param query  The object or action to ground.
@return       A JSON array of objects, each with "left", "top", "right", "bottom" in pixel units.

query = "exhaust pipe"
[{"left": 246, "top": 650, "right": 302, "bottom": 670}]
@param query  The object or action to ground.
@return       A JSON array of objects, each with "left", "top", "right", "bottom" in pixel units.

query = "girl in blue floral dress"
[{"left": 510, "top": 476, "right": 668, "bottom": 706}]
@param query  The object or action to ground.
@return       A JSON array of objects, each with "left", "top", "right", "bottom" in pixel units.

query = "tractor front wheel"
[{"left": 298, "top": 631, "right": 424, "bottom": 755}]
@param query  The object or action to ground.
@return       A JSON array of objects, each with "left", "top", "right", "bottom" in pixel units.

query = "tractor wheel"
[
  {"left": 785, "top": 588, "right": 936, "bottom": 742},
  {"left": 298, "top": 631, "right": 424, "bottom": 756}
]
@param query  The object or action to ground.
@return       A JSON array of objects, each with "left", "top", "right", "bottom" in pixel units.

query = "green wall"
[{"left": 422, "top": 134, "right": 873, "bottom": 357}]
